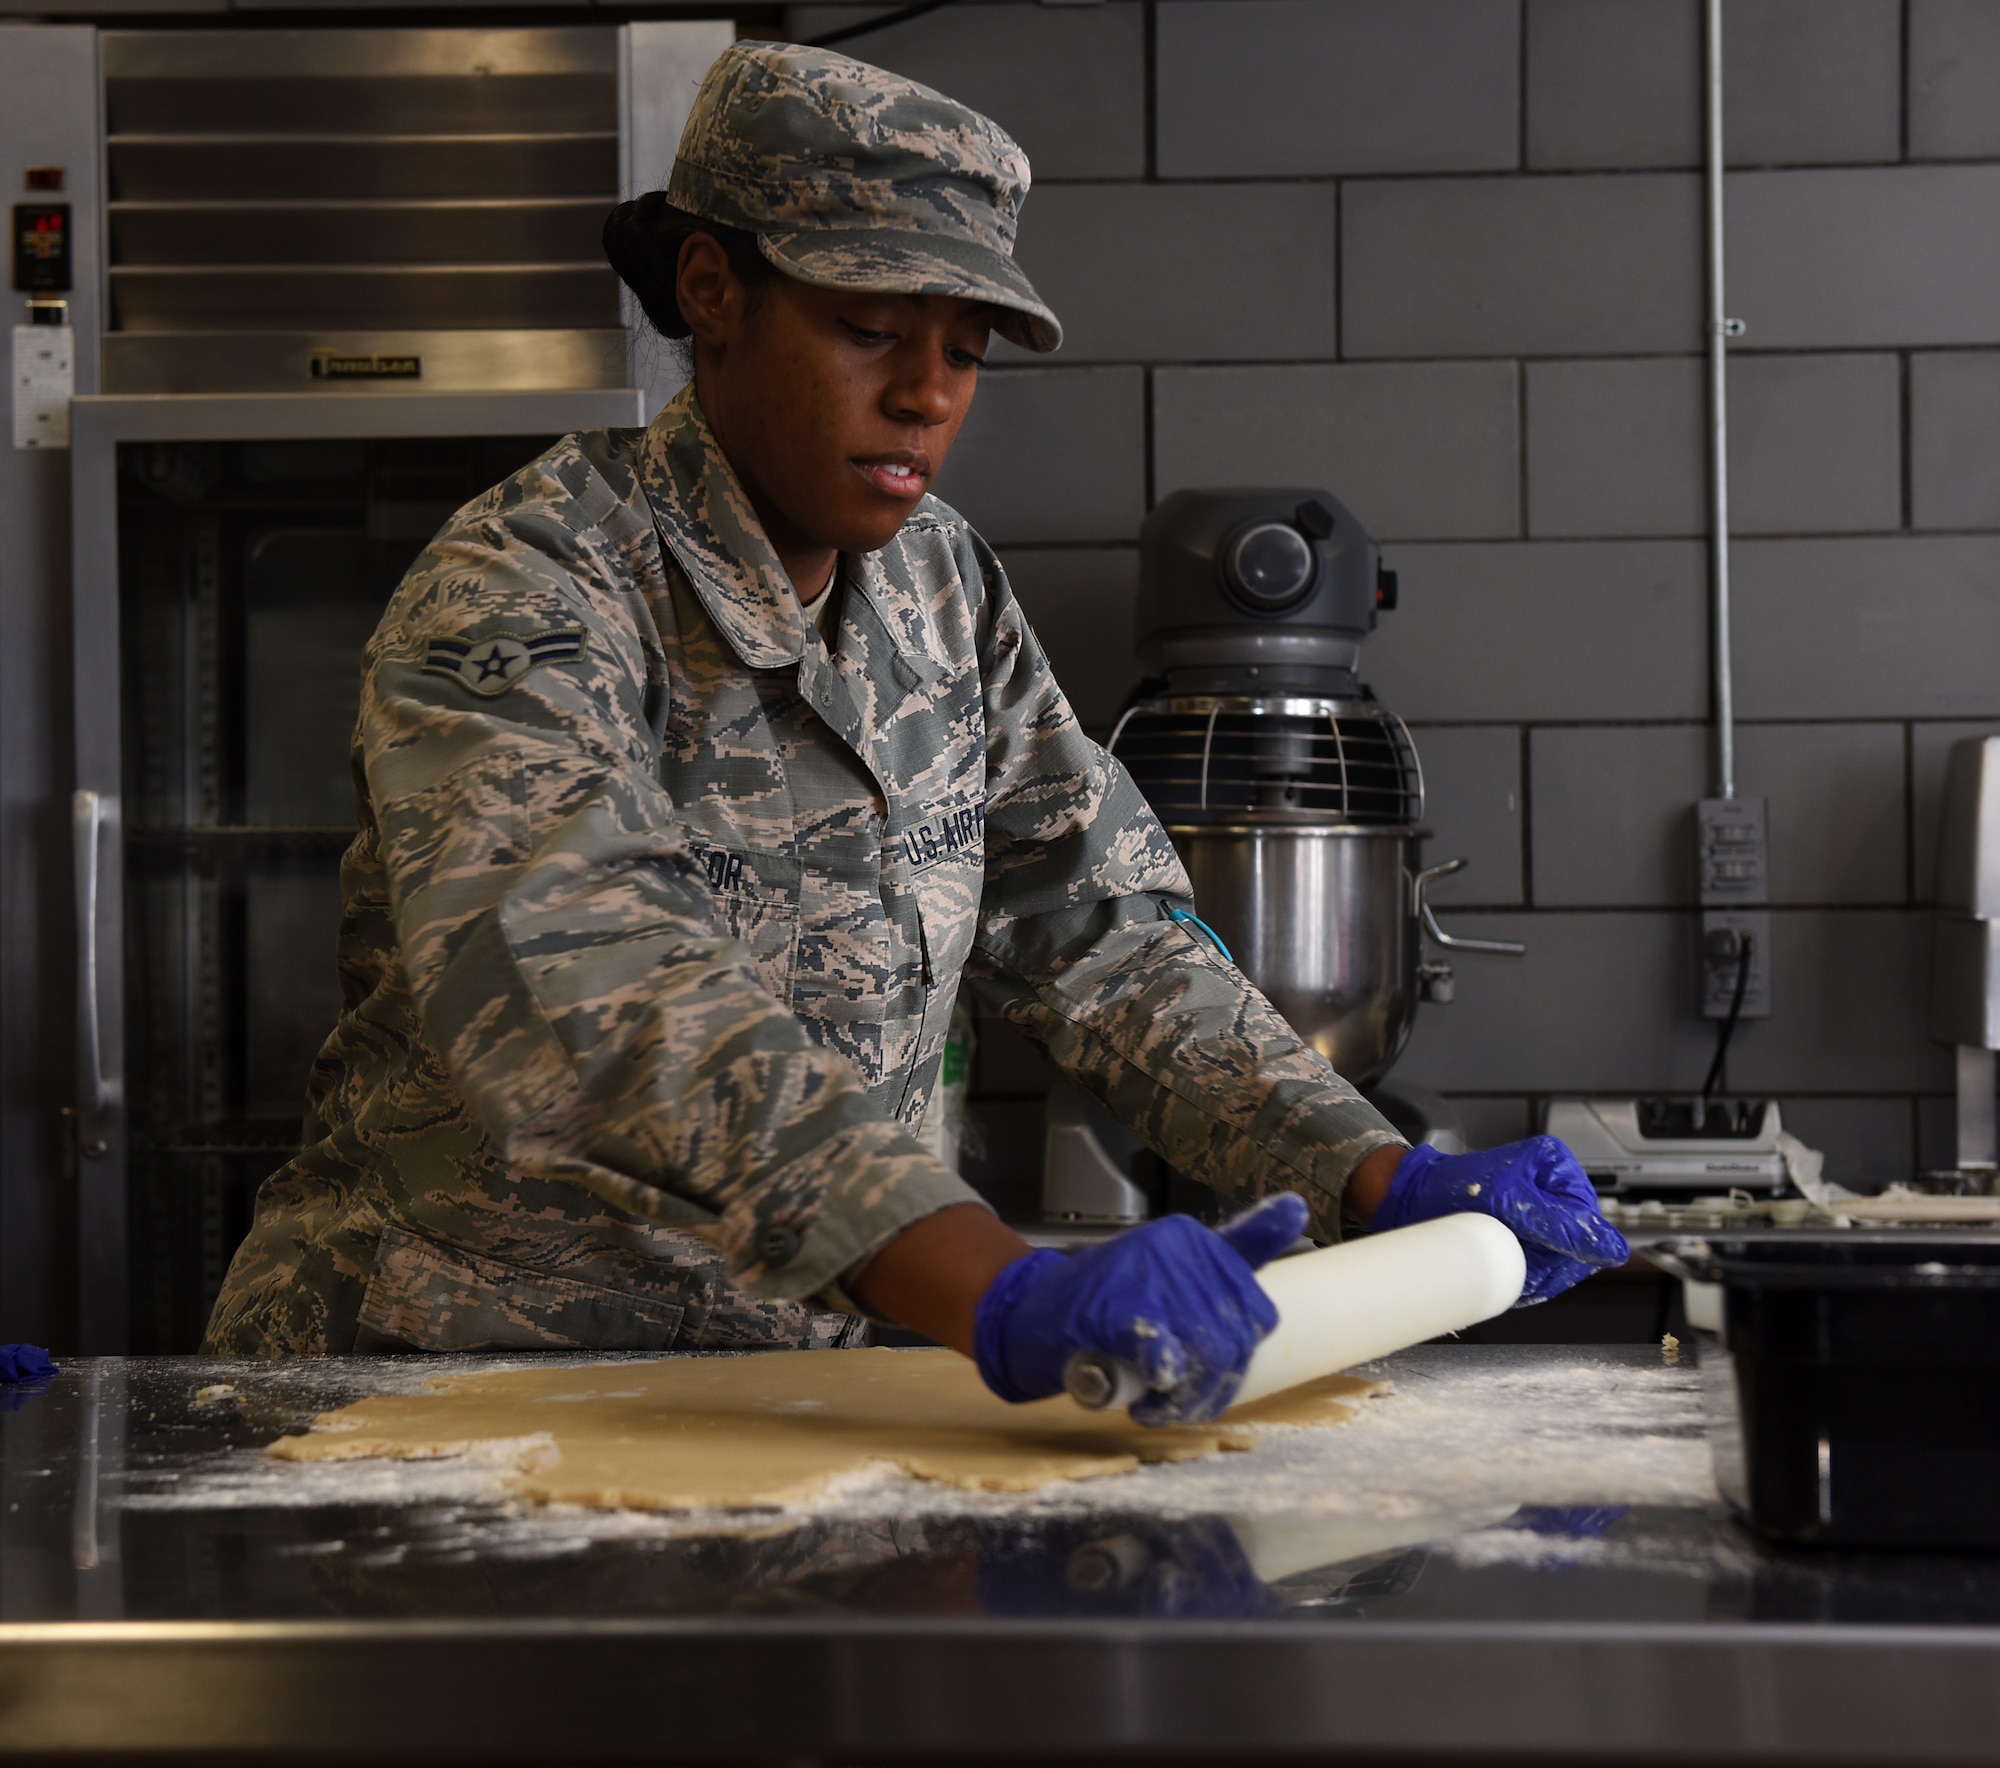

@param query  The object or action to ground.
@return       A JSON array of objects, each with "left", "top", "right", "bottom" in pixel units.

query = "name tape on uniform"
[
  {"left": 900, "top": 805, "right": 983, "bottom": 871},
  {"left": 688, "top": 845, "right": 748, "bottom": 894}
]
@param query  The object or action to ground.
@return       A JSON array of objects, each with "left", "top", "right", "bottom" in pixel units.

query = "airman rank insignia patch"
[{"left": 420, "top": 628, "right": 586, "bottom": 697}]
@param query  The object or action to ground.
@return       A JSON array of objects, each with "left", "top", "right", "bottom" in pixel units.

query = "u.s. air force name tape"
[{"left": 421, "top": 628, "right": 586, "bottom": 697}]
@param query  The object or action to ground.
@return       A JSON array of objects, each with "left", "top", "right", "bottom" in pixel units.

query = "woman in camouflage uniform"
[{"left": 205, "top": 41, "right": 1625, "bottom": 1422}]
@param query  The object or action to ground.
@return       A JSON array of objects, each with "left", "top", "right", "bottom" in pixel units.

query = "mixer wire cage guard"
[{"left": 1107, "top": 695, "right": 1425, "bottom": 827}]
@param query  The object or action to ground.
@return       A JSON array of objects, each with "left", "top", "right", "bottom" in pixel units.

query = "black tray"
[{"left": 1650, "top": 1233, "right": 2000, "bottom": 1550}]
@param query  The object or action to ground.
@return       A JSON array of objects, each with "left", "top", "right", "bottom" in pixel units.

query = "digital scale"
[{"left": 1543, "top": 1097, "right": 1789, "bottom": 1194}]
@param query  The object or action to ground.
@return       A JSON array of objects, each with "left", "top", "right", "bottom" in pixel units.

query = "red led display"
[{"left": 13, "top": 204, "right": 70, "bottom": 293}]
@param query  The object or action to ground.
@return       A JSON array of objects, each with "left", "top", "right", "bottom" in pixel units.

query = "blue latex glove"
[
  {"left": 976, "top": 1517, "right": 1278, "bottom": 1620},
  {"left": 972, "top": 1192, "right": 1308, "bottom": 1426},
  {"left": 1510, "top": 1505, "right": 1629, "bottom": 1540},
  {"left": 1497, "top": 1505, "right": 1631, "bottom": 1569},
  {"left": 0, "top": 1344, "right": 55, "bottom": 1383},
  {"left": 1373, "top": 1138, "right": 1629, "bottom": 1306}
]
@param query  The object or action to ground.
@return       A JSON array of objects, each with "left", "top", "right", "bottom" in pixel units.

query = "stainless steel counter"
[{"left": 4, "top": 1346, "right": 1998, "bottom": 1764}]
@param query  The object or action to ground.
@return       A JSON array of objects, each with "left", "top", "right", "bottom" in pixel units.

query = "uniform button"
[{"left": 756, "top": 1224, "right": 802, "bottom": 1266}]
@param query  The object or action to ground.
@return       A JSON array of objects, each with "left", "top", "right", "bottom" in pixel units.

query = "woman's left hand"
[{"left": 1370, "top": 1138, "right": 1629, "bottom": 1305}]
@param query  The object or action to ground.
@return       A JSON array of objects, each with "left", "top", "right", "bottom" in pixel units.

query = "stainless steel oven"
[
  {"left": 69, "top": 390, "right": 644, "bottom": 1352},
  {"left": 1, "top": 18, "right": 730, "bottom": 1350}
]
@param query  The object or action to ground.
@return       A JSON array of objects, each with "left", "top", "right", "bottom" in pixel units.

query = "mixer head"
[
  {"left": 1118, "top": 487, "right": 1416, "bottom": 829},
  {"left": 1136, "top": 487, "right": 1397, "bottom": 697}
]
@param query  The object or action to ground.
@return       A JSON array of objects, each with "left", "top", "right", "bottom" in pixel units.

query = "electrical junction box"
[
  {"left": 1545, "top": 1097, "right": 1788, "bottom": 1193},
  {"left": 1698, "top": 796, "right": 1771, "bottom": 1019}
]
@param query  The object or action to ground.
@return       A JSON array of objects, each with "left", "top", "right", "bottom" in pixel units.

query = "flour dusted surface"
[
  {"left": 268, "top": 1346, "right": 1381, "bottom": 1508},
  {"left": 116, "top": 1344, "right": 1712, "bottom": 1575}
]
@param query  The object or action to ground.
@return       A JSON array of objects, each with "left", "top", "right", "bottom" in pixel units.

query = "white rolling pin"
[
  {"left": 1064, "top": 1213, "right": 1527, "bottom": 1415},
  {"left": 1225, "top": 1503, "right": 1520, "bottom": 1586}
]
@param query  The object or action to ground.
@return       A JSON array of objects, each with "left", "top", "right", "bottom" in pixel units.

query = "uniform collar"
[
  {"left": 841, "top": 545, "right": 952, "bottom": 687},
  {"left": 640, "top": 385, "right": 806, "bottom": 669},
  {"left": 640, "top": 383, "right": 955, "bottom": 685}
]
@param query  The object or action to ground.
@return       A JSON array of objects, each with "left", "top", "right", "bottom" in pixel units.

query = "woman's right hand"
[{"left": 971, "top": 1193, "right": 1309, "bottom": 1426}]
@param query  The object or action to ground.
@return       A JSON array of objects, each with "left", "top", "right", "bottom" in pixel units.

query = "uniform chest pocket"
[
  {"left": 888, "top": 809, "right": 985, "bottom": 1126},
  {"left": 897, "top": 800, "right": 984, "bottom": 987},
  {"left": 690, "top": 843, "right": 802, "bottom": 1009}
]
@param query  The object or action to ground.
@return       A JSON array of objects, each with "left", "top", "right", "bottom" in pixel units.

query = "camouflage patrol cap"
[{"left": 667, "top": 40, "right": 1062, "bottom": 353}]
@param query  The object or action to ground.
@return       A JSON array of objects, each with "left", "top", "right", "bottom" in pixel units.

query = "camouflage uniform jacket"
[{"left": 204, "top": 386, "right": 1403, "bottom": 1357}]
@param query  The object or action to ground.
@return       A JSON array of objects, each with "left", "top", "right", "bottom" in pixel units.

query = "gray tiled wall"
[
  {"left": 1000, "top": 549, "right": 1142, "bottom": 734},
  {"left": 1155, "top": 0, "right": 1520, "bottom": 178},
  {"left": 1527, "top": 0, "right": 1902, "bottom": 170},
  {"left": 1003, "top": 183, "right": 1339, "bottom": 364},
  {"left": 1526, "top": 353, "right": 1902, "bottom": 536},
  {"left": 1154, "top": 362, "right": 1520, "bottom": 540},
  {"left": 1909, "top": 0, "right": 2000, "bottom": 161},
  {"left": 1404, "top": 727, "right": 1526, "bottom": 907},
  {"left": 1911, "top": 351, "right": 2000, "bottom": 528},
  {"left": 1343, "top": 173, "right": 1705, "bottom": 359},
  {"left": 1363, "top": 541, "right": 1710, "bottom": 723},
  {"left": 1729, "top": 166, "right": 2000, "bottom": 348},
  {"left": 808, "top": 0, "right": 2000, "bottom": 1196},
  {"left": 928, "top": 365, "right": 1146, "bottom": 544}
]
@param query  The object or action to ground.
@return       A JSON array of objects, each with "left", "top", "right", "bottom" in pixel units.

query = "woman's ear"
[{"left": 677, "top": 233, "right": 743, "bottom": 348}]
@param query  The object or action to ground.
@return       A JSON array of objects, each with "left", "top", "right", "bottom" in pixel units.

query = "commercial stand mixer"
[{"left": 1042, "top": 488, "right": 1522, "bottom": 1224}]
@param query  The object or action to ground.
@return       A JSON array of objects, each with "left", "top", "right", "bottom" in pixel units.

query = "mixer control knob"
[
  {"left": 1222, "top": 520, "right": 1318, "bottom": 614},
  {"left": 1294, "top": 499, "right": 1336, "bottom": 539}
]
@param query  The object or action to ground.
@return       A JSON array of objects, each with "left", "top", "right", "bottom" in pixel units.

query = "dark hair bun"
[
  {"left": 603, "top": 191, "right": 692, "bottom": 339},
  {"left": 604, "top": 194, "right": 775, "bottom": 341}
]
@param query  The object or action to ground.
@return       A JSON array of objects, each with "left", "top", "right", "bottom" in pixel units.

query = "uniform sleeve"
[
  {"left": 363, "top": 471, "right": 983, "bottom": 1309},
  {"left": 958, "top": 535, "right": 1406, "bottom": 1241}
]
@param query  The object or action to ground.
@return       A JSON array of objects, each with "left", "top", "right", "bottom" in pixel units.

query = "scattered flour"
[{"left": 111, "top": 1346, "right": 1716, "bottom": 1577}]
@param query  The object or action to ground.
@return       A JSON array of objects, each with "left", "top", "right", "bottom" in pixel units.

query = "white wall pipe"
[{"left": 1706, "top": 0, "right": 1743, "bottom": 801}]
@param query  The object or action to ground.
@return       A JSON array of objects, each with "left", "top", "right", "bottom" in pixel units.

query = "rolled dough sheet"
[
  {"left": 1833, "top": 1193, "right": 2000, "bottom": 1223},
  {"left": 271, "top": 1347, "right": 1382, "bottom": 1511}
]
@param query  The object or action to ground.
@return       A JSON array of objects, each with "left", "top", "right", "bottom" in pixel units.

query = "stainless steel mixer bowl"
[{"left": 1168, "top": 823, "right": 1423, "bottom": 1087}]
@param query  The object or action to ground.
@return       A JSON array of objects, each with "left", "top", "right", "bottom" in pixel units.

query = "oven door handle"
[{"left": 73, "top": 789, "right": 123, "bottom": 1112}]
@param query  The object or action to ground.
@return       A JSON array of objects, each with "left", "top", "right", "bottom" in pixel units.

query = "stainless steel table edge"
[{"left": 4, "top": 1616, "right": 2000, "bottom": 1761}]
